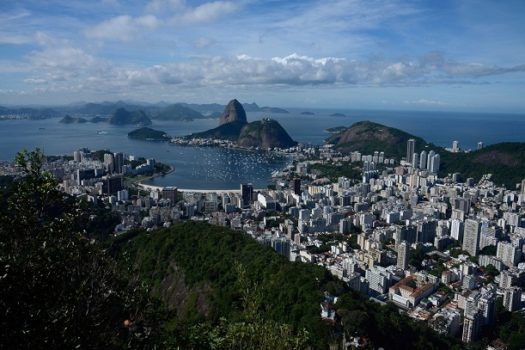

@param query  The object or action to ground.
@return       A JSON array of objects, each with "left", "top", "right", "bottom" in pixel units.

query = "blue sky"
[{"left": 0, "top": 0, "right": 524, "bottom": 112}]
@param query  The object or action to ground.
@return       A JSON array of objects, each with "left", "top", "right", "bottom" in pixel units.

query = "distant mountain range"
[
  {"left": 0, "top": 100, "right": 289, "bottom": 121},
  {"left": 326, "top": 121, "right": 525, "bottom": 188}
]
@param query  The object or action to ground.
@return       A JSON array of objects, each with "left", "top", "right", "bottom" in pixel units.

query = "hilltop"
[
  {"left": 128, "top": 127, "right": 170, "bottom": 141},
  {"left": 59, "top": 115, "right": 87, "bottom": 124},
  {"left": 326, "top": 121, "right": 426, "bottom": 159},
  {"left": 109, "top": 108, "right": 151, "bottom": 126},
  {"left": 238, "top": 118, "right": 297, "bottom": 148},
  {"left": 190, "top": 99, "right": 297, "bottom": 148},
  {"left": 152, "top": 103, "right": 206, "bottom": 121},
  {"left": 326, "top": 120, "right": 525, "bottom": 188}
]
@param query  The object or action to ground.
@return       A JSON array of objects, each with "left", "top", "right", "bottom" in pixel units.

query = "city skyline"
[{"left": 1, "top": 0, "right": 524, "bottom": 112}]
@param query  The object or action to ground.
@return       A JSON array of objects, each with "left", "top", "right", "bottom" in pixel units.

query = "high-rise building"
[
  {"left": 241, "top": 183, "right": 253, "bottom": 208},
  {"left": 292, "top": 177, "right": 301, "bottom": 195},
  {"left": 521, "top": 179, "right": 525, "bottom": 203},
  {"left": 406, "top": 139, "right": 415, "bottom": 162},
  {"left": 452, "top": 140, "right": 459, "bottom": 153},
  {"left": 73, "top": 150, "right": 81, "bottom": 162},
  {"left": 503, "top": 287, "right": 522, "bottom": 312},
  {"left": 477, "top": 142, "right": 483, "bottom": 150},
  {"left": 430, "top": 153, "right": 440, "bottom": 173},
  {"left": 162, "top": 186, "right": 178, "bottom": 204},
  {"left": 412, "top": 152, "right": 419, "bottom": 169},
  {"left": 463, "top": 219, "right": 481, "bottom": 256},
  {"left": 497, "top": 241, "right": 522, "bottom": 267},
  {"left": 113, "top": 152, "right": 124, "bottom": 174},
  {"left": 103, "top": 175, "right": 123, "bottom": 195},
  {"left": 462, "top": 309, "right": 482, "bottom": 343},
  {"left": 419, "top": 150, "right": 427, "bottom": 169},
  {"left": 427, "top": 150, "right": 435, "bottom": 171},
  {"left": 397, "top": 241, "right": 409, "bottom": 269},
  {"left": 450, "top": 219, "right": 464, "bottom": 242},
  {"left": 103, "top": 153, "right": 114, "bottom": 174}
]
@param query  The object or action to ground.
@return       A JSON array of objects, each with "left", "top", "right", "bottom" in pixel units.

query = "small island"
[
  {"left": 301, "top": 111, "right": 315, "bottom": 115},
  {"left": 128, "top": 127, "right": 170, "bottom": 141},
  {"left": 59, "top": 115, "right": 88, "bottom": 124},
  {"left": 329, "top": 112, "right": 346, "bottom": 117},
  {"left": 326, "top": 126, "right": 348, "bottom": 133}
]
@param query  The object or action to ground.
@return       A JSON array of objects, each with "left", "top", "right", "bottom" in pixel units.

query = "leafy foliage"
[{"left": 0, "top": 150, "right": 162, "bottom": 349}]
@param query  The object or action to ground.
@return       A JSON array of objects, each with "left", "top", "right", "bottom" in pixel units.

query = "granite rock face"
[{"left": 219, "top": 99, "right": 247, "bottom": 126}]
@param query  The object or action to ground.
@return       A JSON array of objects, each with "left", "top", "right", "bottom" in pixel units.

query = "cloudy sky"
[{"left": 1, "top": 0, "right": 524, "bottom": 112}]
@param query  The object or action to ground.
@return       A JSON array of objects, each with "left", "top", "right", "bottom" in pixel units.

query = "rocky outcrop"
[{"left": 219, "top": 99, "right": 247, "bottom": 126}]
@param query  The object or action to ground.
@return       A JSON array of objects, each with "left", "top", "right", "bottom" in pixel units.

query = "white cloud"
[
  {"left": 18, "top": 46, "right": 525, "bottom": 96},
  {"left": 176, "top": 1, "right": 237, "bottom": 24},
  {"left": 86, "top": 15, "right": 161, "bottom": 41}
]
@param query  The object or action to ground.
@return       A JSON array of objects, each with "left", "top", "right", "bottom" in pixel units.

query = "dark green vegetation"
[
  {"left": 114, "top": 222, "right": 334, "bottom": 349},
  {"left": 152, "top": 104, "right": 205, "bottom": 121},
  {"left": 59, "top": 114, "right": 88, "bottom": 123},
  {"left": 327, "top": 121, "right": 426, "bottom": 159},
  {"left": 238, "top": 118, "right": 297, "bottom": 148},
  {"left": 439, "top": 143, "right": 525, "bottom": 188},
  {"left": 0, "top": 150, "right": 161, "bottom": 349},
  {"left": 128, "top": 127, "right": 170, "bottom": 141},
  {"left": 310, "top": 161, "right": 361, "bottom": 181},
  {"left": 109, "top": 108, "right": 152, "bottom": 126},
  {"left": 191, "top": 120, "right": 248, "bottom": 141},
  {"left": 327, "top": 121, "right": 525, "bottom": 188}
]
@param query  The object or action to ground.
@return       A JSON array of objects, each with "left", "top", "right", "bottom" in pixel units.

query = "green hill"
[
  {"left": 439, "top": 142, "right": 525, "bottom": 188},
  {"left": 153, "top": 104, "right": 205, "bottom": 121},
  {"left": 59, "top": 115, "right": 88, "bottom": 124},
  {"left": 190, "top": 120, "right": 247, "bottom": 141},
  {"left": 128, "top": 127, "right": 170, "bottom": 141},
  {"left": 238, "top": 118, "right": 297, "bottom": 148},
  {"left": 109, "top": 108, "right": 151, "bottom": 125},
  {"left": 326, "top": 121, "right": 525, "bottom": 188},
  {"left": 113, "top": 222, "right": 337, "bottom": 348},
  {"left": 326, "top": 121, "right": 427, "bottom": 159}
]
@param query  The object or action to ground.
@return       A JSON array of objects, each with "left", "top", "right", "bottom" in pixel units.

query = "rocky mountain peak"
[{"left": 219, "top": 99, "right": 247, "bottom": 126}]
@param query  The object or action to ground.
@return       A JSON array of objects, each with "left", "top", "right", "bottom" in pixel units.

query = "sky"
[{"left": 0, "top": 0, "right": 524, "bottom": 112}]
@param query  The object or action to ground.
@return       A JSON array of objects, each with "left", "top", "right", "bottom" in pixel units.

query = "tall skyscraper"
[
  {"left": 103, "top": 153, "right": 114, "bottom": 174},
  {"left": 463, "top": 219, "right": 481, "bottom": 256},
  {"left": 419, "top": 150, "right": 427, "bottom": 169},
  {"left": 241, "top": 183, "right": 253, "bottom": 208},
  {"left": 427, "top": 150, "right": 435, "bottom": 171},
  {"left": 292, "top": 177, "right": 301, "bottom": 195},
  {"left": 477, "top": 141, "right": 483, "bottom": 150},
  {"left": 462, "top": 309, "right": 482, "bottom": 343},
  {"left": 497, "top": 241, "right": 522, "bottom": 267},
  {"left": 503, "top": 287, "right": 522, "bottom": 312},
  {"left": 452, "top": 140, "right": 459, "bottom": 153},
  {"left": 113, "top": 152, "right": 124, "bottom": 174},
  {"left": 397, "top": 241, "right": 409, "bottom": 269},
  {"left": 406, "top": 139, "right": 415, "bottom": 162},
  {"left": 412, "top": 152, "right": 419, "bottom": 169},
  {"left": 430, "top": 153, "right": 440, "bottom": 173},
  {"left": 521, "top": 179, "right": 525, "bottom": 202}
]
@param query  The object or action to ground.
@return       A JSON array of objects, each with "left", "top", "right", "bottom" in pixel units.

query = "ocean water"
[{"left": 0, "top": 109, "right": 523, "bottom": 189}]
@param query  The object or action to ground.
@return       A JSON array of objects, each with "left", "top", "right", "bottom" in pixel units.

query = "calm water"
[{"left": 0, "top": 109, "right": 524, "bottom": 189}]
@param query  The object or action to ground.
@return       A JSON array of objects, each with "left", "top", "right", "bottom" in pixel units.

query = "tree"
[{"left": 0, "top": 150, "right": 162, "bottom": 349}]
